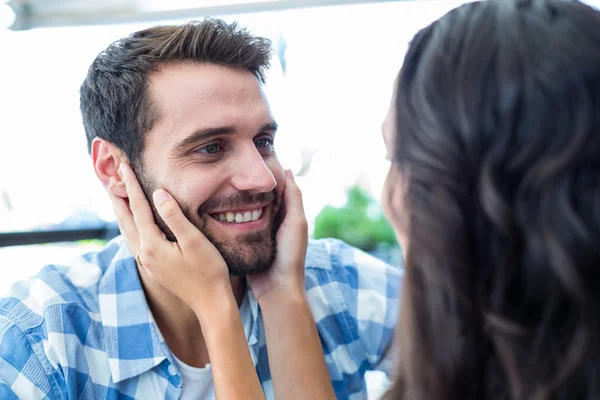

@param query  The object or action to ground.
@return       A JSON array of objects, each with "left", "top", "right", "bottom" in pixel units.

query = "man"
[{"left": 0, "top": 18, "right": 400, "bottom": 399}]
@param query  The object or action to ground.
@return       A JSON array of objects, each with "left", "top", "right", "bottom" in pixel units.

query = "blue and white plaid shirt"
[{"left": 0, "top": 237, "right": 401, "bottom": 399}]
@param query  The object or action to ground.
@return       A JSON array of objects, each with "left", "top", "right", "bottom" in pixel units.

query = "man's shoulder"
[
  {"left": 304, "top": 237, "right": 402, "bottom": 306},
  {"left": 0, "top": 238, "right": 125, "bottom": 333},
  {"left": 306, "top": 238, "right": 401, "bottom": 276},
  {"left": 302, "top": 238, "right": 402, "bottom": 383}
]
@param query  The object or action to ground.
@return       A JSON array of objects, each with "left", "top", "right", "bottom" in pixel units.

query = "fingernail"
[
  {"left": 153, "top": 189, "right": 170, "bottom": 205},
  {"left": 119, "top": 163, "right": 126, "bottom": 177}
]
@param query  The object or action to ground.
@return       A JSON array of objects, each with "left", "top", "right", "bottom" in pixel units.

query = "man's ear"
[{"left": 91, "top": 138, "right": 128, "bottom": 198}]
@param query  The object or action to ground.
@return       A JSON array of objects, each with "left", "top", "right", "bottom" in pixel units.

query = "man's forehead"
[
  {"left": 148, "top": 62, "right": 268, "bottom": 109},
  {"left": 146, "top": 62, "right": 273, "bottom": 141}
]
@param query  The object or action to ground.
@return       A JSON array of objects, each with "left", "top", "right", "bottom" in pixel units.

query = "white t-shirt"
[
  {"left": 172, "top": 295, "right": 254, "bottom": 400},
  {"left": 172, "top": 355, "right": 215, "bottom": 400}
]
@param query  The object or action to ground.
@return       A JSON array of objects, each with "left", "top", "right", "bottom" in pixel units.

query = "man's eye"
[
  {"left": 255, "top": 137, "right": 274, "bottom": 149},
  {"left": 197, "top": 143, "right": 222, "bottom": 155}
]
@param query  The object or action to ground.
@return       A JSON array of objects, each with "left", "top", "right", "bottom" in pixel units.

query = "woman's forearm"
[
  {"left": 259, "top": 287, "right": 336, "bottom": 400},
  {"left": 194, "top": 288, "right": 265, "bottom": 400}
]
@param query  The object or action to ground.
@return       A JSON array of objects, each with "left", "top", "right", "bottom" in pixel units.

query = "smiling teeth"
[{"left": 214, "top": 208, "right": 262, "bottom": 223}]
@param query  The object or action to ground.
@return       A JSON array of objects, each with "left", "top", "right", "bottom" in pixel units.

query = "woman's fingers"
[
  {"left": 108, "top": 190, "right": 141, "bottom": 253},
  {"left": 274, "top": 169, "right": 308, "bottom": 253},
  {"left": 111, "top": 164, "right": 231, "bottom": 310},
  {"left": 281, "top": 170, "right": 307, "bottom": 228},
  {"left": 152, "top": 189, "right": 209, "bottom": 250},
  {"left": 119, "top": 163, "right": 165, "bottom": 250}
]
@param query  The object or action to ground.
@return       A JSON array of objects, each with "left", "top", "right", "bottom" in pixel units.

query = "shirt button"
[{"left": 167, "top": 364, "right": 178, "bottom": 376}]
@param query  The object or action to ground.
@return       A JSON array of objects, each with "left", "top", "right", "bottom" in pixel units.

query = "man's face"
[{"left": 137, "top": 63, "right": 285, "bottom": 276}]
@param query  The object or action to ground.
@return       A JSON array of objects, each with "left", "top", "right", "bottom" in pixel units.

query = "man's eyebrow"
[
  {"left": 261, "top": 121, "right": 278, "bottom": 133},
  {"left": 174, "top": 126, "right": 237, "bottom": 152}
]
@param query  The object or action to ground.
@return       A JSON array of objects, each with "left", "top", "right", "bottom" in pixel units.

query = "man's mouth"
[{"left": 210, "top": 207, "right": 264, "bottom": 224}]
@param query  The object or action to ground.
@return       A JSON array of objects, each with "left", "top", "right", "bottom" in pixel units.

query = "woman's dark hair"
[{"left": 385, "top": 0, "right": 600, "bottom": 399}]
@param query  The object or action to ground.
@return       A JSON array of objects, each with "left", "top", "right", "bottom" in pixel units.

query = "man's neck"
[{"left": 138, "top": 266, "right": 247, "bottom": 368}]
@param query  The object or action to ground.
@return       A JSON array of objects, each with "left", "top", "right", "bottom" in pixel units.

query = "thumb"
[
  {"left": 153, "top": 189, "right": 199, "bottom": 246},
  {"left": 282, "top": 170, "right": 306, "bottom": 217}
]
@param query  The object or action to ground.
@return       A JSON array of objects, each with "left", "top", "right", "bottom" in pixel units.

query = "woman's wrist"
[
  {"left": 257, "top": 284, "right": 308, "bottom": 313},
  {"left": 190, "top": 281, "right": 239, "bottom": 325}
]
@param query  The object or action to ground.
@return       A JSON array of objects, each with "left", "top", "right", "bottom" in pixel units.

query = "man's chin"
[
  {"left": 222, "top": 250, "right": 276, "bottom": 277},
  {"left": 210, "top": 238, "right": 277, "bottom": 277},
  {"left": 202, "top": 208, "right": 282, "bottom": 277}
]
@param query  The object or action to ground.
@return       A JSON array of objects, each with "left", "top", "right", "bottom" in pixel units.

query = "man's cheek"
[
  {"left": 267, "top": 155, "right": 285, "bottom": 180},
  {"left": 184, "top": 184, "right": 217, "bottom": 210}
]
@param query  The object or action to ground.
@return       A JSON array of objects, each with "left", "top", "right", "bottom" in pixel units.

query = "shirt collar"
[
  {"left": 246, "top": 289, "right": 260, "bottom": 348},
  {"left": 98, "top": 238, "right": 170, "bottom": 383}
]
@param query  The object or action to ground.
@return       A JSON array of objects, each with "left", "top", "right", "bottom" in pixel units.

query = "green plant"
[
  {"left": 313, "top": 185, "right": 397, "bottom": 252},
  {"left": 76, "top": 239, "right": 108, "bottom": 247}
]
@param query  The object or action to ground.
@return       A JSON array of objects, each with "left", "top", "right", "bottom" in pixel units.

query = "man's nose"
[{"left": 229, "top": 146, "right": 277, "bottom": 194}]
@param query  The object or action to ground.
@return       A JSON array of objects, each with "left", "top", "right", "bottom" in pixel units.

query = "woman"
[{"left": 382, "top": 0, "right": 600, "bottom": 398}]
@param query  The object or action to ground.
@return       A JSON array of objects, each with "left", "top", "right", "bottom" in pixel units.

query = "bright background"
[
  {"left": 0, "top": 0, "right": 469, "bottom": 234},
  {"left": 2, "top": 0, "right": 599, "bottom": 397}
]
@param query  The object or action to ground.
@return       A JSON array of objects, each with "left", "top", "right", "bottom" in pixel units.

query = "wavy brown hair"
[{"left": 384, "top": 0, "right": 600, "bottom": 399}]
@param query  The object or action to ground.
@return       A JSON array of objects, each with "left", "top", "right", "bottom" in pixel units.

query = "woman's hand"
[
  {"left": 109, "top": 162, "right": 231, "bottom": 313},
  {"left": 247, "top": 170, "right": 309, "bottom": 302},
  {"left": 247, "top": 170, "right": 336, "bottom": 399},
  {"left": 109, "top": 162, "right": 265, "bottom": 400}
]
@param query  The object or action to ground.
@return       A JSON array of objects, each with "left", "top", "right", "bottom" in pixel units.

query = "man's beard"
[{"left": 135, "top": 166, "right": 282, "bottom": 276}]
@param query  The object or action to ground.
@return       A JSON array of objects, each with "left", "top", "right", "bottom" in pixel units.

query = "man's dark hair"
[
  {"left": 80, "top": 18, "right": 272, "bottom": 169},
  {"left": 384, "top": 0, "right": 600, "bottom": 399}
]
